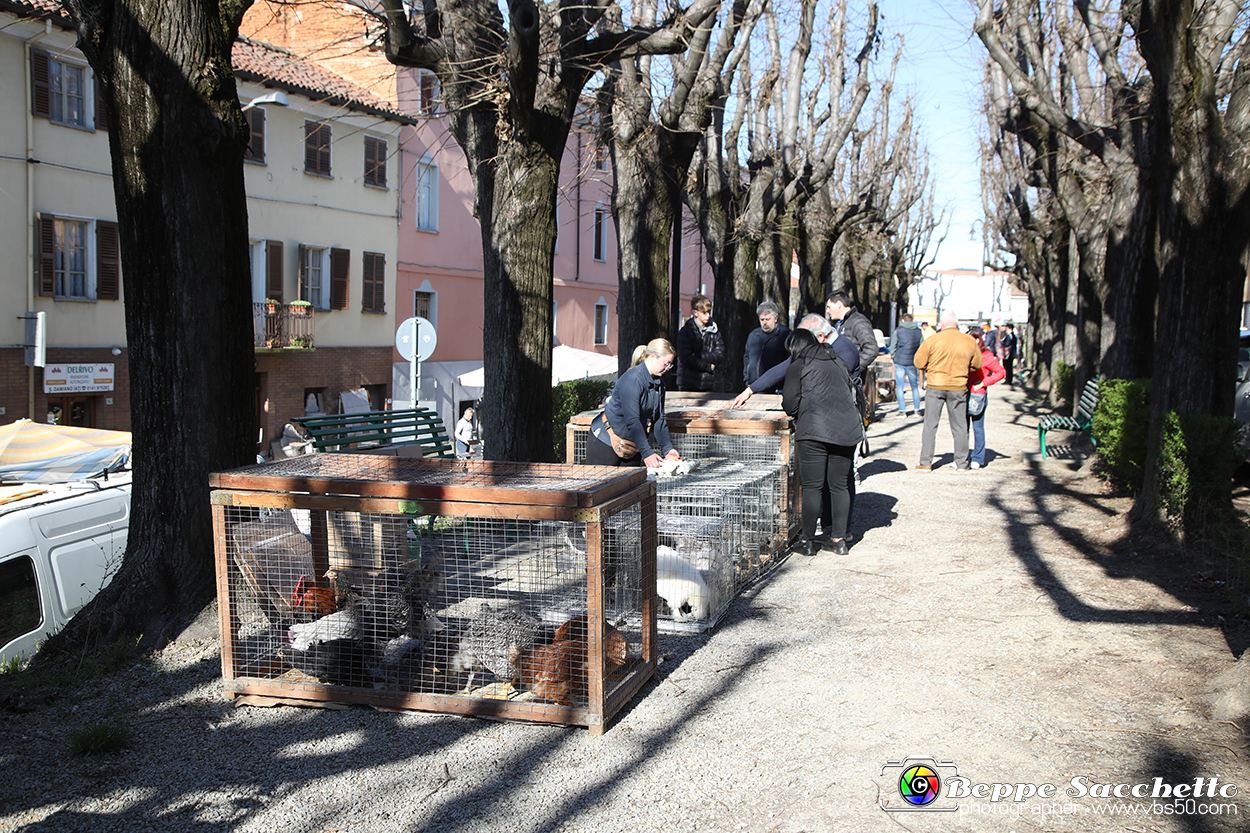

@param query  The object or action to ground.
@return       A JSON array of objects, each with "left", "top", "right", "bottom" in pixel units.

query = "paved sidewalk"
[{"left": 3, "top": 384, "right": 1246, "bottom": 833}]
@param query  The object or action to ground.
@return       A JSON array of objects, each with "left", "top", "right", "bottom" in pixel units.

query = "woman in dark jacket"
[
  {"left": 782, "top": 328, "right": 863, "bottom": 556},
  {"left": 586, "top": 339, "right": 683, "bottom": 468}
]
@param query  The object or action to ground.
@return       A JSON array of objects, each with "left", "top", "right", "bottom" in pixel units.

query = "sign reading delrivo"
[{"left": 43, "top": 364, "right": 115, "bottom": 394}]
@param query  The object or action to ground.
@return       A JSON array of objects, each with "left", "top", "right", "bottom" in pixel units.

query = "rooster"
[{"left": 292, "top": 574, "right": 337, "bottom": 620}]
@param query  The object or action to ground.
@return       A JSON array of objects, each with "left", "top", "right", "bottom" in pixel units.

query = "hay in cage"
[{"left": 210, "top": 456, "right": 657, "bottom": 734}]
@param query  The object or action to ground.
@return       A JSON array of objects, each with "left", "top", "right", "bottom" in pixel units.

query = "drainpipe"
[
  {"left": 575, "top": 129, "right": 581, "bottom": 282},
  {"left": 25, "top": 20, "right": 52, "bottom": 421}
]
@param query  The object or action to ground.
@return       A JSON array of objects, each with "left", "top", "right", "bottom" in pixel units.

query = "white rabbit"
[{"left": 655, "top": 546, "right": 710, "bottom": 620}]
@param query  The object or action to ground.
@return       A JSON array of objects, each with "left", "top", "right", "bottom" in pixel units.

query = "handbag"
[{"left": 968, "top": 391, "right": 988, "bottom": 417}]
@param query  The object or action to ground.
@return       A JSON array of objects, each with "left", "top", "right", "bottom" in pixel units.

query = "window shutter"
[
  {"left": 364, "top": 137, "right": 386, "bottom": 188},
  {"left": 266, "top": 240, "right": 283, "bottom": 301},
  {"left": 297, "top": 243, "right": 308, "bottom": 301},
  {"left": 362, "top": 252, "right": 385, "bottom": 312},
  {"left": 96, "top": 220, "right": 120, "bottom": 300},
  {"left": 37, "top": 213, "right": 55, "bottom": 296},
  {"left": 305, "top": 121, "right": 330, "bottom": 176},
  {"left": 244, "top": 108, "right": 265, "bottom": 163},
  {"left": 31, "top": 49, "right": 51, "bottom": 118},
  {"left": 93, "top": 72, "right": 108, "bottom": 131},
  {"left": 330, "top": 247, "right": 350, "bottom": 310}
]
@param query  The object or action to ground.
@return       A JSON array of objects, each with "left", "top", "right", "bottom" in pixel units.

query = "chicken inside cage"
[{"left": 225, "top": 506, "right": 641, "bottom": 707}]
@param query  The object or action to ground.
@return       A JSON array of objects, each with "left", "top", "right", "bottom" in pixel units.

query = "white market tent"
[{"left": 456, "top": 345, "right": 618, "bottom": 388}]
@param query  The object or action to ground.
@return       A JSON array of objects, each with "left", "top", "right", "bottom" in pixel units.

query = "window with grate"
[
  {"left": 414, "top": 290, "right": 432, "bottom": 322},
  {"left": 595, "top": 301, "right": 608, "bottom": 346},
  {"left": 304, "top": 120, "right": 332, "bottom": 176}
]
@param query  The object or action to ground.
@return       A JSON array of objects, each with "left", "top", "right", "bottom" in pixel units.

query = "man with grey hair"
[
  {"left": 743, "top": 301, "right": 791, "bottom": 393},
  {"left": 913, "top": 310, "right": 982, "bottom": 471},
  {"left": 733, "top": 313, "right": 858, "bottom": 407}
]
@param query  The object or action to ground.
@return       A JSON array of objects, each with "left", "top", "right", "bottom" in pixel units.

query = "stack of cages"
[
  {"left": 210, "top": 456, "right": 657, "bottom": 735},
  {"left": 565, "top": 404, "right": 797, "bottom": 632}
]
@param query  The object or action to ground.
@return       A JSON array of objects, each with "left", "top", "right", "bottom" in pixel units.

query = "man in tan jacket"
[{"left": 913, "top": 311, "right": 982, "bottom": 471}]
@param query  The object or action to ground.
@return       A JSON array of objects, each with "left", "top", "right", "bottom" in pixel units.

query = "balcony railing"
[{"left": 253, "top": 302, "right": 315, "bottom": 350}]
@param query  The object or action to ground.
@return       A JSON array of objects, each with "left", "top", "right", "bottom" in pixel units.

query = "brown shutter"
[
  {"left": 319, "top": 124, "right": 331, "bottom": 175},
  {"left": 244, "top": 108, "right": 265, "bottom": 163},
  {"left": 297, "top": 243, "right": 308, "bottom": 301},
  {"left": 266, "top": 240, "right": 283, "bottom": 301},
  {"left": 364, "top": 137, "right": 386, "bottom": 188},
  {"left": 93, "top": 72, "right": 108, "bottom": 131},
  {"left": 305, "top": 121, "right": 330, "bottom": 175},
  {"left": 31, "top": 49, "right": 51, "bottom": 118},
  {"left": 362, "top": 252, "right": 385, "bottom": 312},
  {"left": 330, "top": 247, "right": 349, "bottom": 310},
  {"left": 96, "top": 220, "right": 120, "bottom": 300},
  {"left": 37, "top": 213, "right": 55, "bottom": 296}
]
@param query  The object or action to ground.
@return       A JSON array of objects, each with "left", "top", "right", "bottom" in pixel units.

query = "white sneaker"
[{"left": 970, "top": 461, "right": 981, "bottom": 469}]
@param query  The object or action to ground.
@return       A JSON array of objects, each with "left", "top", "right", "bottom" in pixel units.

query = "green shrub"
[
  {"left": 1091, "top": 378, "right": 1152, "bottom": 492},
  {"left": 552, "top": 379, "right": 614, "bottom": 461},
  {"left": 1054, "top": 360, "right": 1075, "bottom": 403},
  {"left": 69, "top": 719, "right": 132, "bottom": 755},
  {"left": 1156, "top": 410, "right": 1243, "bottom": 527}
]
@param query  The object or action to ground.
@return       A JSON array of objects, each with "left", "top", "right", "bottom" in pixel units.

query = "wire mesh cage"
[
  {"left": 210, "top": 456, "right": 657, "bottom": 734},
  {"left": 566, "top": 405, "right": 799, "bottom": 563}
]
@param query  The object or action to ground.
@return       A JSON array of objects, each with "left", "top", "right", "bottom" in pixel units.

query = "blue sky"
[{"left": 874, "top": 0, "right": 986, "bottom": 270}]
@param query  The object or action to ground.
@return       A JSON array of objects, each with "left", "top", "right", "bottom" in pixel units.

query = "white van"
[{"left": 0, "top": 472, "right": 131, "bottom": 664}]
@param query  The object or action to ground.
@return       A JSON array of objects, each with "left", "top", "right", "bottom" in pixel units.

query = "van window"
[{"left": 0, "top": 556, "right": 42, "bottom": 648}]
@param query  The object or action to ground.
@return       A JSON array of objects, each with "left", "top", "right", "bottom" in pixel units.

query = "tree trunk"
[
  {"left": 481, "top": 139, "right": 560, "bottom": 462},
  {"left": 40, "top": 0, "right": 257, "bottom": 659}
]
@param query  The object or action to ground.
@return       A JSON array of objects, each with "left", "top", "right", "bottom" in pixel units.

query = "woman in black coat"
[{"left": 782, "top": 327, "right": 863, "bottom": 556}]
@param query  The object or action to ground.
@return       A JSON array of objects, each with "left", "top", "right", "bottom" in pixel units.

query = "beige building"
[{"left": 1, "top": 0, "right": 414, "bottom": 454}]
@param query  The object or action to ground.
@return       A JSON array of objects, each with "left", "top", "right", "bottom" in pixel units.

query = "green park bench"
[
  {"left": 1037, "top": 376, "right": 1100, "bottom": 459},
  {"left": 292, "top": 408, "right": 456, "bottom": 459}
]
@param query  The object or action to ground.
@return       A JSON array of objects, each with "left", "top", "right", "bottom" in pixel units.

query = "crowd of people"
[{"left": 579, "top": 293, "right": 1020, "bottom": 555}]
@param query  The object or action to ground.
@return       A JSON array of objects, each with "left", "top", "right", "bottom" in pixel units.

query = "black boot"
[{"left": 828, "top": 538, "right": 849, "bottom": 555}]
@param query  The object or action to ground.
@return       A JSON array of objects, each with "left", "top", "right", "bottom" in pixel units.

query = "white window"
[
  {"left": 50, "top": 58, "right": 87, "bottom": 128},
  {"left": 54, "top": 218, "right": 90, "bottom": 298},
  {"left": 593, "top": 207, "right": 607, "bottom": 261},
  {"left": 248, "top": 239, "right": 266, "bottom": 303},
  {"left": 303, "top": 246, "right": 327, "bottom": 310},
  {"left": 594, "top": 298, "right": 609, "bottom": 346},
  {"left": 552, "top": 299, "right": 558, "bottom": 345},
  {"left": 417, "top": 70, "right": 441, "bottom": 116},
  {"left": 415, "top": 157, "right": 438, "bottom": 231}
]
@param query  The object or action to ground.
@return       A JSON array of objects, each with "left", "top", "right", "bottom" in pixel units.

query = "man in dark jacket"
[
  {"left": 887, "top": 313, "right": 924, "bottom": 417},
  {"left": 826, "top": 291, "right": 879, "bottom": 380},
  {"left": 743, "top": 301, "right": 791, "bottom": 393},
  {"left": 676, "top": 294, "right": 726, "bottom": 391}
]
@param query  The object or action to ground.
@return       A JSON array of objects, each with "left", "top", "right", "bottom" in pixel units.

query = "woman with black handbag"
[
  {"left": 966, "top": 327, "right": 1007, "bottom": 470},
  {"left": 782, "top": 328, "right": 863, "bottom": 556}
]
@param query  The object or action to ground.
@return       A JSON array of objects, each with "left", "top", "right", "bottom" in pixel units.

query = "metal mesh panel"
[
  {"left": 669, "top": 432, "right": 783, "bottom": 464},
  {"left": 212, "top": 459, "right": 655, "bottom": 730}
]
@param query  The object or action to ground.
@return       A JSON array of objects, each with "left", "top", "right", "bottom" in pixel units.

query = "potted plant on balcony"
[
  {"left": 264, "top": 298, "right": 281, "bottom": 314},
  {"left": 290, "top": 300, "right": 312, "bottom": 316}
]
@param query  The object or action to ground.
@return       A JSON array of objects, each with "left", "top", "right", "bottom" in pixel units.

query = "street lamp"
[{"left": 241, "top": 91, "right": 289, "bottom": 111}]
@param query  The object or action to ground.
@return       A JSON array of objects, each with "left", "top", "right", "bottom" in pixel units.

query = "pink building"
[{"left": 394, "top": 68, "right": 713, "bottom": 430}]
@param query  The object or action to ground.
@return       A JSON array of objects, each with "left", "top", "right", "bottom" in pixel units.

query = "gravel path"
[{"left": 2, "top": 386, "right": 1247, "bottom": 833}]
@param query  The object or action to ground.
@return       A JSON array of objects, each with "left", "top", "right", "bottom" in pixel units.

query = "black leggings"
[
  {"left": 585, "top": 435, "right": 641, "bottom": 467},
  {"left": 798, "top": 439, "right": 855, "bottom": 541}
]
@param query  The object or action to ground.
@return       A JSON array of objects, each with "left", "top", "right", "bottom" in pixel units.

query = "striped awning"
[{"left": 0, "top": 419, "right": 131, "bottom": 484}]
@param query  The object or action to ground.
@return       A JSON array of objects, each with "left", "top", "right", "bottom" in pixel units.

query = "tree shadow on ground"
[{"left": 988, "top": 468, "right": 1249, "bottom": 657}]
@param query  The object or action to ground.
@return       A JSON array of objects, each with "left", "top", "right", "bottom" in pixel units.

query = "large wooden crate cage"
[
  {"left": 565, "top": 399, "right": 798, "bottom": 632},
  {"left": 210, "top": 456, "right": 657, "bottom": 734}
]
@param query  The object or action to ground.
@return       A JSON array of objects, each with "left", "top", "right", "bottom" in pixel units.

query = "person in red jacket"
[{"left": 966, "top": 327, "right": 1007, "bottom": 469}]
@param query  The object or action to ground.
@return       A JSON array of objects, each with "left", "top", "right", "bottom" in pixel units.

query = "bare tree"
[
  {"left": 686, "top": 0, "right": 879, "bottom": 387},
  {"left": 374, "top": 0, "right": 718, "bottom": 461},
  {"left": 34, "top": 0, "right": 258, "bottom": 660},
  {"left": 599, "top": 0, "right": 764, "bottom": 376}
]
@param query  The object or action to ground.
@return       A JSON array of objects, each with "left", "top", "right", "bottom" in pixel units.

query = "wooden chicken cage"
[{"left": 209, "top": 456, "right": 657, "bottom": 734}]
